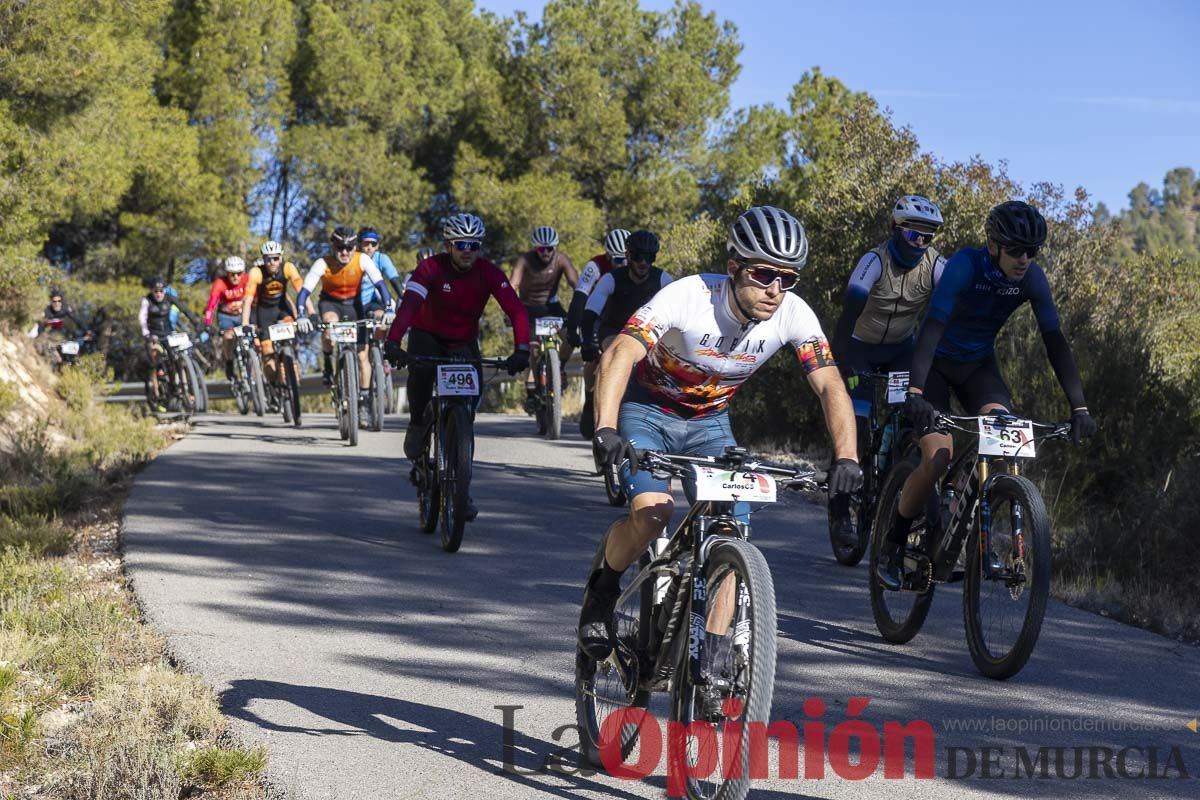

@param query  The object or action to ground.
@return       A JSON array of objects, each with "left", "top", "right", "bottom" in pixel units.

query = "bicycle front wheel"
[
  {"left": 180, "top": 354, "right": 199, "bottom": 415},
  {"left": 963, "top": 474, "right": 1050, "bottom": 680},
  {"left": 340, "top": 349, "right": 359, "bottom": 446},
  {"left": 439, "top": 403, "right": 472, "bottom": 552},
  {"left": 417, "top": 404, "right": 439, "bottom": 534},
  {"left": 544, "top": 348, "right": 562, "bottom": 440},
  {"left": 670, "top": 538, "right": 776, "bottom": 800},
  {"left": 248, "top": 349, "right": 268, "bottom": 417},
  {"left": 868, "top": 455, "right": 935, "bottom": 644},
  {"left": 234, "top": 356, "right": 250, "bottom": 415},
  {"left": 369, "top": 345, "right": 385, "bottom": 431},
  {"left": 283, "top": 351, "right": 301, "bottom": 427}
]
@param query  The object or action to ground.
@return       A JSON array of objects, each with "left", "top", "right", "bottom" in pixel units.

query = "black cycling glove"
[
  {"left": 905, "top": 392, "right": 939, "bottom": 435},
  {"left": 827, "top": 458, "right": 863, "bottom": 496},
  {"left": 1070, "top": 408, "right": 1097, "bottom": 446},
  {"left": 594, "top": 427, "right": 637, "bottom": 474}
]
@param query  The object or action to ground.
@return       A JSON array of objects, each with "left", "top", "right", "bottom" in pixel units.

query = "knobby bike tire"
[
  {"left": 417, "top": 403, "right": 440, "bottom": 534},
  {"left": 340, "top": 348, "right": 359, "bottom": 446},
  {"left": 249, "top": 349, "right": 268, "bottom": 417},
  {"left": 180, "top": 354, "right": 200, "bottom": 415},
  {"left": 234, "top": 355, "right": 250, "bottom": 416},
  {"left": 575, "top": 531, "right": 651, "bottom": 768},
  {"left": 545, "top": 348, "right": 562, "bottom": 440},
  {"left": 534, "top": 354, "right": 547, "bottom": 436},
  {"left": 868, "top": 454, "right": 936, "bottom": 644},
  {"left": 188, "top": 355, "right": 208, "bottom": 413},
  {"left": 439, "top": 403, "right": 472, "bottom": 553},
  {"left": 669, "top": 538, "right": 777, "bottom": 800},
  {"left": 963, "top": 474, "right": 1051, "bottom": 680},
  {"left": 283, "top": 351, "right": 302, "bottom": 427},
  {"left": 369, "top": 345, "right": 386, "bottom": 432}
]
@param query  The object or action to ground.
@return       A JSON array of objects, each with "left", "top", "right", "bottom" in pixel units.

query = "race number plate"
[
  {"left": 535, "top": 317, "right": 564, "bottom": 337},
  {"left": 330, "top": 322, "right": 358, "bottom": 344},
  {"left": 437, "top": 364, "right": 479, "bottom": 397},
  {"left": 979, "top": 417, "right": 1037, "bottom": 458},
  {"left": 268, "top": 322, "right": 296, "bottom": 342},
  {"left": 692, "top": 466, "right": 778, "bottom": 503},
  {"left": 167, "top": 332, "right": 191, "bottom": 350},
  {"left": 887, "top": 371, "right": 909, "bottom": 405},
  {"left": 59, "top": 340, "right": 80, "bottom": 355}
]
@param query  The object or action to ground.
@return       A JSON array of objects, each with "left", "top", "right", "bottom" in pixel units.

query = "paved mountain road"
[{"left": 124, "top": 413, "right": 1198, "bottom": 799}]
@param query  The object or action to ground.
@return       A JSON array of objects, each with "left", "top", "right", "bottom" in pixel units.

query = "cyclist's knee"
[{"left": 630, "top": 493, "right": 673, "bottom": 536}]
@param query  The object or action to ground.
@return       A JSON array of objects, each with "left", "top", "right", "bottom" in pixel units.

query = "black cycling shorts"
[
  {"left": 318, "top": 295, "right": 365, "bottom": 345},
  {"left": 253, "top": 305, "right": 288, "bottom": 341},
  {"left": 923, "top": 355, "right": 1012, "bottom": 415},
  {"left": 523, "top": 301, "right": 567, "bottom": 322}
]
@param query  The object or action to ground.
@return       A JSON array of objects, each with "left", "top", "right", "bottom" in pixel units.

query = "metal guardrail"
[{"left": 105, "top": 353, "right": 586, "bottom": 403}]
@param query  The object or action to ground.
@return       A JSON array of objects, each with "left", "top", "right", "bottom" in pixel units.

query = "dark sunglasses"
[
  {"left": 151, "top": 287, "right": 165, "bottom": 293},
  {"left": 265, "top": 255, "right": 282, "bottom": 262},
  {"left": 334, "top": 244, "right": 355, "bottom": 252},
  {"left": 453, "top": 240, "right": 482, "bottom": 252},
  {"left": 1003, "top": 243, "right": 1039, "bottom": 259},
  {"left": 611, "top": 255, "right": 628, "bottom": 266},
  {"left": 900, "top": 227, "right": 936, "bottom": 246},
  {"left": 744, "top": 264, "right": 799, "bottom": 291},
  {"left": 630, "top": 252, "right": 656, "bottom": 265},
  {"left": 536, "top": 245, "right": 555, "bottom": 254},
  {"left": 361, "top": 240, "right": 379, "bottom": 247}
]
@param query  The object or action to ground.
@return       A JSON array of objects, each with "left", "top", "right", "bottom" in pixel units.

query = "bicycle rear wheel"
[
  {"left": 544, "top": 348, "right": 562, "bottom": 440},
  {"left": 669, "top": 538, "right": 776, "bottom": 800},
  {"left": 868, "top": 455, "right": 935, "bottom": 644},
  {"left": 339, "top": 349, "right": 359, "bottom": 446},
  {"left": 439, "top": 403, "right": 472, "bottom": 552},
  {"left": 963, "top": 474, "right": 1050, "bottom": 680},
  {"left": 369, "top": 345, "right": 385, "bottom": 431},
  {"left": 575, "top": 533, "right": 651, "bottom": 769}
]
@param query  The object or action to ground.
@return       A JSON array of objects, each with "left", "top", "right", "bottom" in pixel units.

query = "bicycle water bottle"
[{"left": 652, "top": 534, "right": 671, "bottom": 604}]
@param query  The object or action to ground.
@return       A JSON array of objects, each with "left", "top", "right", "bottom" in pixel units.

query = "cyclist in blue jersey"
[
  {"left": 829, "top": 195, "right": 946, "bottom": 547},
  {"left": 358, "top": 227, "right": 404, "bottom": 320},
  {"left": 876, "top": 201, "right": 1098, "bottom": 590}
]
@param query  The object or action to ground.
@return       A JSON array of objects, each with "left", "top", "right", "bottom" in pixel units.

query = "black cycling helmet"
[
  {"left": 48, "top": 286, "right": 64, "bottom": 300},
  {"left": 416, "top": 246, "right": 435, "bottom": 264},
  {"left": 148, "top": 276, "right": 166, "bottom": 290},
  {"left": 985, "top": 201, "right": 1047, "bottom": 248},
  {"left": 626, "top": 230, "right": 660, "bottom": 264},
  {"left": 330, "top": 225, "right": 358, "bottom": 248}
]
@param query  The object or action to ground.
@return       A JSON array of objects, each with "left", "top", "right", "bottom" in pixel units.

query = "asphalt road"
[{"left": 124, "top": 413, "right": 1199, "bottom": 799}]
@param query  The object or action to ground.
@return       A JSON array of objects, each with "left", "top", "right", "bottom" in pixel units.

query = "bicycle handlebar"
[
  {"left": 633, "top": 448, "right": 827, "bottom": 491},
  {"left": 406, "top": 354, "right": 511, "bottom": 368},
  {"left": 935, "top": 412, "right": 1072, "bottom": 442}
]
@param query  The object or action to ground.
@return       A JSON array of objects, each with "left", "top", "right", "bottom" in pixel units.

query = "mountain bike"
[
  {"left": 319, "top": 320, "right": 367, "bottom": 446},
  {"left": 868, "top": 411, "right": 1071, "bottom": 679},
  {"left": 828, "top": 370, "right": 914, "bottom": 566},
  {"left": 364, "top": 317, "right": 389, "bottom": 432},
  {"left": 145, "top": 331, "right": 203, "bottom": 416},
  {"left": 407, "top": 354, "right": 509, "bottom": 553},
  {"left": 530, "top": 316, "right": 564, "bottom": 440},
  {"left": 231, "top": 325, "right": 267, "bottom": 417},
  {"left": 575, "top": 448, "right": 822, "bottom": 800},
  {"left": 265, "top": 320, "right": 303, "bottom": 427}
]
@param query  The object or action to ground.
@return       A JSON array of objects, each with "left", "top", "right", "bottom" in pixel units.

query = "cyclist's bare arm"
[
  {"left": 594, "top": 333, "right": 647, "bottom": 431},
  {"left": 509, "top": 255, "right": 528, "bottom": 297},
  {"left": 807, "top": 364, "right": 859, "bottom": 461},
  {"left": 562, "top": 254, "right": 579, "bottom": 290}
]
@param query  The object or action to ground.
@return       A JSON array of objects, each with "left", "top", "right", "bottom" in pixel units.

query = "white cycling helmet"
[
  {"left": 531, "top": 225, "right": 559, "bottom": 248},
  {"left": 224, "top": 256, "right": 246, "bottom": 274},
  {"left": 603, "top": 228, "right": 631, "bottom": 257},
  {"left": 892, "top": 195, "right": 944, "bottom": 233},
  {"left": 727, "top": 206, "right": 808, "bottom": 270},
  {"left": 442, "top": 213, "right": 485, "bottom": 241},
  {"left": 261, "top": 240, "right": 283, "bottom": 256}
]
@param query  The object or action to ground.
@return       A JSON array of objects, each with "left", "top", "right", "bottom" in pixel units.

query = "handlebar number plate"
[
  {"left": 60, "top": 341, "right": 80, "bottom": 355},
  {"left": 437, "top": 364, "right": 479, "bottom": 397},
  {"left": 887, "top": 371, "right": 909, "bottom": 405},
  {"left": 167, "top": 332, "right": 191, "bottom": 350},
  {"left": 692, "top": 466, "right": 777, "bottom": 503},
  {"left": 979, "top": 417, "right": 1036, "bottom": 458},
  {"left": 535, "top": 317, "right": 564, "bottom": 337},
  {"left": 268, "top": 322, "right": 296, "bottom": 342},
  {"left": 330, "top": 322, "right": 358, "bottom": 344}
]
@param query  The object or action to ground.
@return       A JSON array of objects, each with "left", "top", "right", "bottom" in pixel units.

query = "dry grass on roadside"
[{"left": 1053, "top": 569, "right": 1200, "bottom": 644}]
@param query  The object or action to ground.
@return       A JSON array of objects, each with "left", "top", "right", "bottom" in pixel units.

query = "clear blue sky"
[{"left": 477, "top": 0, "right": 1199, "bottom": 212}]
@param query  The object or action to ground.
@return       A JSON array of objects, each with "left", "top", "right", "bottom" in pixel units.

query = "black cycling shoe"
[
  {"left": 465, "top": 497, "right": 479, "bottom": 522},
  {"left": 578, "top": 575, "right": 619, "bottom": 661},
  {"left": 876, "top": 541, "right": 904, "bottom": 591},
  {"left": 322, "top": 370, "right": 334, "bottom": 388},
  {"left": 831, "top": 510, "right": 858, "bottom": 548}
]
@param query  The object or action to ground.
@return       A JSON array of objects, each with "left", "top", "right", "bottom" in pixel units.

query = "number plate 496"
[{"left": 437, "top": 365, "right": 479, "bottom": 396}]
